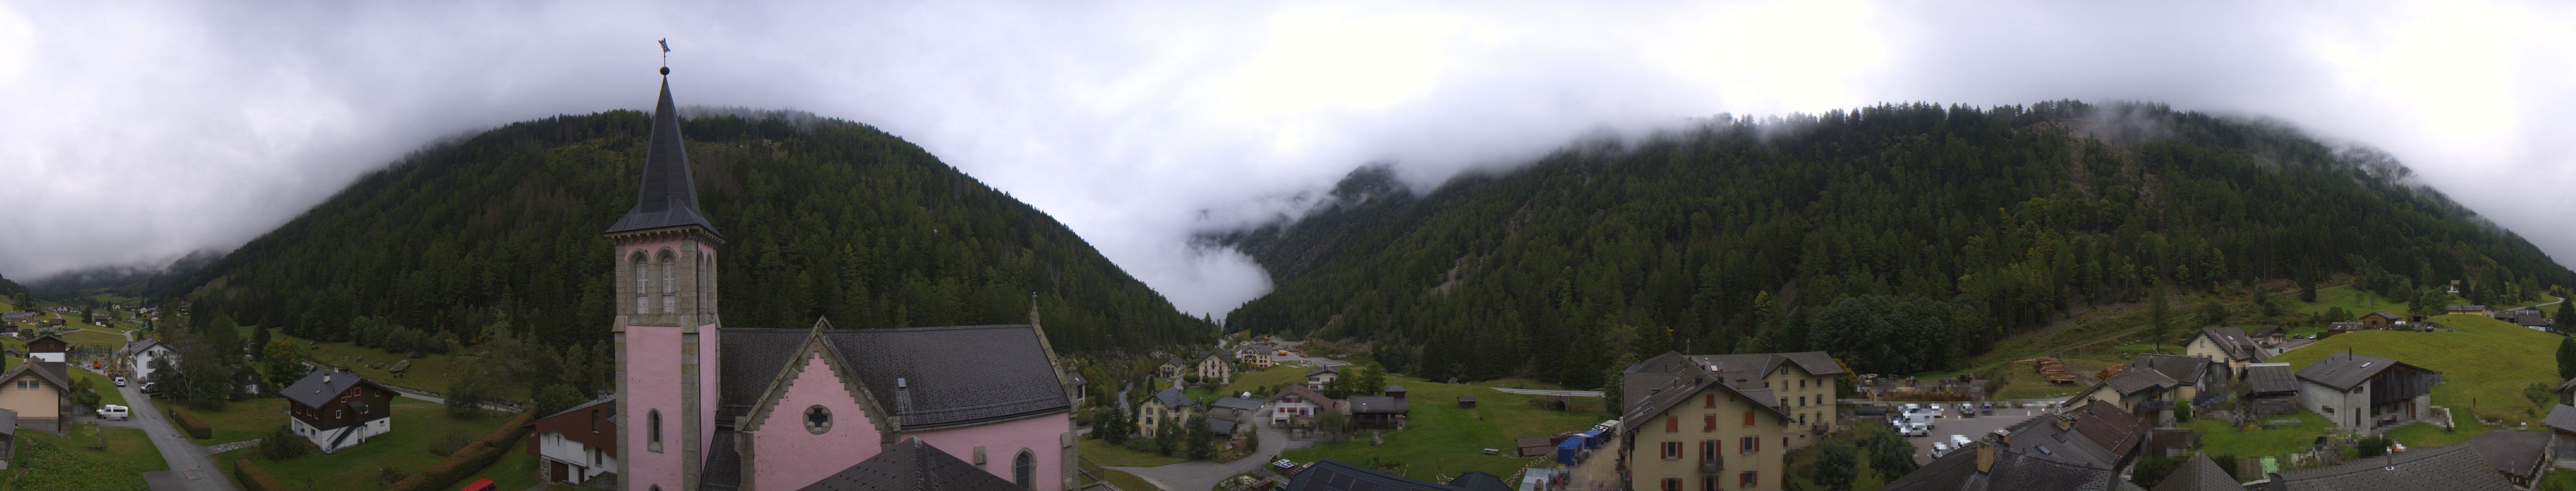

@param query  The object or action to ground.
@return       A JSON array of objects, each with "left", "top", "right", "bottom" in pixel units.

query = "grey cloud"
[{"left": 1, "top": 1, "right": 2571, "bottom": 318}]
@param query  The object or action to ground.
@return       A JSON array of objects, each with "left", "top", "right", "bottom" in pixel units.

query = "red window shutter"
[
  {"left": 1703, "top": 394, "right": 1715, "bottom": 408},
  {"left": 1667, "top": 417, "right": 1679, "bottom": 433},
  {"left": 1743, "top": 411, "right": 1756, "bottom": 427},
  {"left": 1754, "top": 437, "right": 1762, "bottom": 453},
  {"left": 1703, "top": 415, "right": 1715, "bottom": 431}
]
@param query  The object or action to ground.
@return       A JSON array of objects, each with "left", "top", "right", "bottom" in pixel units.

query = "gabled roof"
[
  {"left": 122, "top": 339, "right": 162, "bottom": 354},
  {"left": 2544, "top": 404, "right": 2576, "bottom": 434},
  {"left": 602, "top": 73, "right": 721, "bottom": 238},
  {"left": 2295, "top": 351, "right": 2436, "bottom": 391},
  {"left": 2186, "top": 327, "right": 2263, "bottom": 362},
  {"left": 2271, "top": 444, "right": 2515, "bottom": 491},
  {"left": 2327, "top": 322, "right": 2364, "bottom": 331},
  {"left": 793, "top": 437, "right": 1023, "bottom": 491},
  {"left": 1618, "top": 354, "right": 1789, "bottom": 437},
  {"left": 1209, "top": 397, "right": 1264, "bottom": 413},
  {"left": 2249, "top": 326, "right": 2285, "bottom": 337},
  {"left": 532, "top": 395, "right": 618, "bottom": 423},
  {"left": 2363, "top": 312, "right": 2402, "bottom": 320},
  {"left": 2448, "top": 304, "right": 2489, "bottom": 312},
  {"left": 2105, "top": 370, "right": 2179, "bottom": 396},
  {"left": 2150, "top": 453, "right": 2237, "bottom": 491},
  {"left": 1285, "top": 459, "right": 1478, "bottom": 491},
  {"left": 2127, "top": 353, "right": 2208, "bottom": 386},
  {"left": 1269, "top": 385, "right": 1339, "bottom": 410},
  {"left": 2244, "top": 363, "right": 2299, "bottom": 394},
  {"left": 1348, "top": 396, "right": 1407, "bottom": 414},
  {"left": 719, "top": 322, "right": 1071, "bottom": 432},
  {"left": 1305, "top": 365, "right": 1341, "bottom": 377},
  {"left": 2461, "top": 430, "right": 2551, "bottom": 479},
  {"left": 1879, "top": 440, "right": 2140, "bottom": 491},
  {"left": 1150, "top": 387, "right": 1197, "bottom": 410},
  {"left": 281, "top": 369, "right": 378, "bottom": 409},
  {"left": 0, "top": 362, "right": 62, "bottom": 397}
]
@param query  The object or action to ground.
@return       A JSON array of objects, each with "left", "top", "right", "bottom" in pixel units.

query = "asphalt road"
[
  {"left": 1885, "top": 404, "right": 2049, "bottom": 462},
  {"left": 1107, "top": 419, "right": 1311, "bottom": 491},
  {"left": 124, "top": 383, "right": 241, "bottom": 491}
]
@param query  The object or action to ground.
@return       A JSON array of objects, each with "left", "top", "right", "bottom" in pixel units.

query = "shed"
[
  {"left": 1384, "top": 385, "right": 1406, "bottom": 399},
  {"left": 1457, "top": 396, "right": 1475, "bottom": 408},
  {"left": 1514, "top": 437, "right": 1552, "bottom": 457}
]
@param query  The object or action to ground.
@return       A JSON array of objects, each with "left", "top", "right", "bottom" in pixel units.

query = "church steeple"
[{"left": 604, "top": 66, "right": 721, "bottom": 238}]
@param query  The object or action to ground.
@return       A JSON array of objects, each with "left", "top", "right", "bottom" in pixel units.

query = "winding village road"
[{"left": 126, "top": 382, "right": 241, "bottom": 491}]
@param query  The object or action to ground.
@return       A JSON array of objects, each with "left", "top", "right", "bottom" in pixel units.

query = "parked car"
[
  {"left": 96, "top": 405, "right": 127, "bottom": 420},
  {"left": 1950, "top": 434, "right": 1974, "bottom": 448},
  {"left": 138, "top": 382, "right": 154, "bottom": 394},
  {"left": 113, "top": 376, "right": 126, "bottom": 387},
  {"left": 1931, "top": 442, "right": 1951, "bottom": 458}
]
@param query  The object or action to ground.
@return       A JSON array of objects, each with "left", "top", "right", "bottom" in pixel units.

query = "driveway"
[
  {"left": 123, "top": 383, "right": 241, "bottom": 491},
  {"left": 1107, "top": 420, "right": 1313, "bottom": 491}
]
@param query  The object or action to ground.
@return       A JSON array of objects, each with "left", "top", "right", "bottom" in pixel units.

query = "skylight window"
[{"left": 2360, "top": 362, "right": 2373, "bottom": 368}]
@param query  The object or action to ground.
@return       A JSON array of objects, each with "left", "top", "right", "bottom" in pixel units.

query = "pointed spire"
[{"left": 605, "top": 66, "right": 722, "bottom": 238}]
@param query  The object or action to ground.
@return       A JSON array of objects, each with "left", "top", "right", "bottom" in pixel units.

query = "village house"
[
  {"left": 2359, "top": 311, "right": 2403, "bottom": 329},
  {"left": 1138, "top": 387, "right": 1198, "bottom": 439},
  {"left": 2461, "top": 429, "right": 2551, "bottom": 487},
  {"left": 1304, "top": 366, "right": 1341, "bottom": 391},
  {"left": 2150, "top": 453, "right": 2237, "bottom": 491},
  {"left": 2503, "top": 309, "right": 2555, "bottom": 330},
  {"left": 2064, "top": 362, "right": 2191, "bottom": 424},
  {"left": 2295, "top": 351, "right": 2439, "bottom": 433},
  {"left": 523, "top": 396, "right": 618, "bottom": 486},
  {"left": 605, "top": 71, "right": 1082, "bottom": 491},
  {"left": 1880, "top": 402, "right": 2147, "bottom": 491},
  {"left": 1206, "top": 397, "right": 1263, "bottom": 451},
  {"left": 1616, "top": 361, "right": 1794, "bottom": 491},
  {"left": 0, "top": 362, "right": 69, "bottom": 433},
  {"left": 1195, "top": 351, "right": 1234, "bottom": 385},
  {"left": 87, "top": 312, "right": 109, "bottom": 325},
  {"left": 284, "top": 369, "right": 396, "bottom": 452},
  {"left": 2323, "top": 322, "right": 2363, "bottom": 337},
  {"left": 122, "top": 339, "right": 173, "bottom": 383},
  {"left": 1159, "top": 357, "right": 1189, "bottom": 381},
  {"left": 0, "top": 410, "right": 16, "bottom": 469},
  {"left": 23, "top": 334, "right": 67, "bottom": 363},
  {"left": 1622, "top": 351, "right": 1843, "bottom": 451},
  {"left": 2544, "top": 405, "right": 2576, "bottom": 468},
  {"left": 1347, "top": 396, "right": 1407, "bottom": 431},
  {"left": 2265, "top": 444, "right": 2514, "bottom": 491},
  {"left": 1266, "top": 385, "right": 1337, "bottom": 437},
  {"left": 1236, "top": 342, "right": 1275, "bottom": 369},
  {"left": 2241, "top": 363, "right": 2301, "bottom": 417},
  {"left": 2248, "top": 326, "right": 2287, "bottom": 345},
  {"left": 2448, "top": 304, "right": 2493, "bottom": 316},
  {"left": 2180, "top": 327, "right": 2265, "bottom": 371}
]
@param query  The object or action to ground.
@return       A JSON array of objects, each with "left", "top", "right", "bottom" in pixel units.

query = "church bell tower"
[{"left": 607, "top": 63, "right": 724, "bottom": 491}]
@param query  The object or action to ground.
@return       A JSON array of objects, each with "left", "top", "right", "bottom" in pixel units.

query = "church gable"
[{"left": 740, "top": 320, "right": 895, "bottom": 436}]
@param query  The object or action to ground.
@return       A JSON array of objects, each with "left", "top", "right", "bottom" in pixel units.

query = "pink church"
[{"left": 606, "top": 67, "right": 1079, "bottom": 491}]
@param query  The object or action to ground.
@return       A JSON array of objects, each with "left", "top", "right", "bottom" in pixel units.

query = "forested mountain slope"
[
  {"left": 176, "top": 109, "right": 1213, "bottom": 351},
  {"left": 1213, "top": 101, "right": 2571, "bottom": 387}
]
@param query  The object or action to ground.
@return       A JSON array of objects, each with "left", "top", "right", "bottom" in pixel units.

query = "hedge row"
[
  {"left": 234, "top": 459, "right": 288, "bottom": 491},
  {"left": 386, "top": 409, "right": 537, "bottom": 491},
  {"left": 169, "top": 407, "right": 213, "bottom": 439}
]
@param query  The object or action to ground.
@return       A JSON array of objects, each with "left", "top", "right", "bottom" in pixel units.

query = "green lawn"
[
  {"left": 1214, "top": 365, "right": 1315, "bottom": 399},
  {"left": 61, "top": 328, "right": 126, "bottom": 349},
  {"left": 1103, "top": 469, "right": 1163, "bottom": 491},
  {"left": 2295, "top": 285, "right": 2409, "bottom": 318},
  {"left": 14, "top": 427, "right": 169, "bottom": 491},
  {"left": 69, "top": 368, "right": 126, "bottom": 408},
  {"left": 1080, "top": 437, "right": 1189, "bottom": 467},
  {"left": 2269, "top": 314, "right": 2563, "bottom": 428},
  {"left": 217, "top": 398, "right": 516, "bottom": 490},
  {"left": 1280, "top": 375, "right": 1602, "bottom": 481},
  {"left": 458, "top": 444, "right": 544, "bottom": 491},
  {"left": 289, "top": 332, "right": 526, "bottom": 401},
  {"left": 2183, "top": 410, "right": 2336, "bottom": 457},
  {"left": 184, "top": 397, "right": 290, "bottom": 444},
  {"left": 2381, "top": 408, "right": 2487, "bottom": 448}
]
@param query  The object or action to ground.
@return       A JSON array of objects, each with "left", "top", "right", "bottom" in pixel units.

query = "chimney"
[
  {"left": 1976, "top": 434, "right": 2000, "bottom": 473},
  {"left": 323, "top": 372, "right": 332, "bottom": 384}
]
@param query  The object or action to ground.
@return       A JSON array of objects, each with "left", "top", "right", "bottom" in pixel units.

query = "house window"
[
  {"left": 1661, "top": 478, "right": 1681, "bottom": 491},
  {"left": 1013, "top": 449, "right": 1036, "bottom": 488},
  {"left": 334, "top": 410, "right": 342, "bottom": 419},
  {"left": 1798, "top": 396, "right": 1806, "bottom": 407},
  {"left": 1661, "top": 441, "right": 1682, "bottom": 459},
  {"left": 1740, "top": 436, "right": 1759, "bottom": 454},
  {"left": 1701, "top": 440, "right": 1719, "bottom": 460},
  {"left": 590, "top": 410, "right": 600, "bottom": 433},
  {"left": 1740, "top": 471, "right": 1757, "bottom": 488}
]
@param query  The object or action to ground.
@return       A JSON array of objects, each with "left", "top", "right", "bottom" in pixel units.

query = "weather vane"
[{"left": 658, "top": 38, "right": 671, "bottom": 74}]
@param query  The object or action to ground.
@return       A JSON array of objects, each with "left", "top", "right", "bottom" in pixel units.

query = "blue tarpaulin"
[
  {"left": 1579, "top": 430, "right": 1604, "bottom": 449},
  {"left": 1555, "top": 435, "right": 1587, "bottom": 465}
]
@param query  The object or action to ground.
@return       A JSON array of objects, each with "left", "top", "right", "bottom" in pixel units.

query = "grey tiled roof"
[
  {"left": 702, "top": 428, "right": 742, "bottom": 490},
  {"left": 2129, "top": 354, "right": 2208, "bottom": 386},
  {"left": 1151, "top": 388, "right": 1197, "bottom": 410},
  {"left": 2150, "top": 453, "right": 2237, "bottom": 491},
  {"left": 0, "top": 408, "right": 17, "bottom": 435},
  {"left": 535, "top": 395, "right": 617, "bottom": 422},
  {"left": 1210, "top": 397, "right": 1264, "bottom": 413},
  {"left": 2245, "top": 364, "right": 2299, "bottom": 394},
  {"left": 2191, "top": 327, "right": 2263, "bottom": 362},
  {"left": 603, "top": 76, "right": 721, "bottom": 238},
  {"left": 1880, "top": 441, "right": 2137, "bottom": 491},
  {"left": 2461, "top": 430, "right": 2551, "bottom": 480},
  {"left": 2272, "top": 444, "right": 2515, "bottom": 491},
  {"left": 2296, "top": 351, "right": 2434, "bottom": 391},
  {"left": 1348, "top": 396, "right": 1408, "bottom": 414},
  {"left": 2105, "top": 370, "right": 2179, "bottom": 396},
  {"left": 1305, "top": 366, "right": 1340, "bottom": 377},
  {"left": 1618, "top": 353, "right": 1789, "bottom": 437},
  {"left": 795, "top": 437, "right": 1021, "bottom": 491},
  {"left": 1777, "top": 351, "right": 1848, "bottom": 375},
  {"left": 721, "top": 324, "right": 1071, "bottom": 431},
  {"left": 2328, "top": 322, "right": 2363, "bottom": 331},
  {"left": 2549, "top": 405, "right": 2576, "bottom": 434},
  {"left": 1285, "top": 459, "right": 1473, "bottom": 491},
  {"left": 281, "top": 368, "right": 370, "bottom": 409}
]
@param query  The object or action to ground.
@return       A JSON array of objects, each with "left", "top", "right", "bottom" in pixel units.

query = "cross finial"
[{"left": 657, "top": 38, "right": 671, "bottom": 74}]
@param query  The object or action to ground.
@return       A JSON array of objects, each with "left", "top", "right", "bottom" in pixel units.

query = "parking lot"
[{"left": 1862, "top": 402, "right": 2058, "bottom": 462}]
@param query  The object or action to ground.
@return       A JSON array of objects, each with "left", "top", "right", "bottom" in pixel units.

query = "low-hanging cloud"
[{"left": 0, "top": 1, "right": 2571, "bottom": 318}]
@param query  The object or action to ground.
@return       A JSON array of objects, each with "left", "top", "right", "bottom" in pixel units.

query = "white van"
[
  {"left": 96, "top": 405, "right": 128, "bottom": 420},
  {"left": 1950, "top": 434, "right": 1974, "bottom": 448}
]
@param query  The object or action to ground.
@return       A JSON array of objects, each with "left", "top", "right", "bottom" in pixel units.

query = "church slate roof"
[
  {"left": 794, "top": 437, "right": 1023, "bottom": 491},
  {"left": 603, "top": 75, "right": 721, "bottom": 238},
  {"left": 2270, "top": 444, "right": 2515, "bottom": 491},
  {"left": 719, "top": 323, "right": 1071, "bottom": 432}
]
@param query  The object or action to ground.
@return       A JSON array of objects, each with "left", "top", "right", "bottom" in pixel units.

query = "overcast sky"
[{"left": 1, "top": 1, "right": 2571, "bottom": 317}]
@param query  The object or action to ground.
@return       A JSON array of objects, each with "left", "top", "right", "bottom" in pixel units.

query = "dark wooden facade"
[
  {"left": 289, "top": 379, "right": 395, "bottom": 430},
  {"left": 23, "top": 336, "right": 66, "bottom": 356},
  {"left": 525, "top": 401, "right": 618, "bottom": 460}
]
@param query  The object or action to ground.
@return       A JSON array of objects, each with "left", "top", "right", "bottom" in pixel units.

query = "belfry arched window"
[
  {"left": 631, "top": 251, "right": 650, "bottom": 315},
  {"left": 658, "top": 249, "right": 678, "bottom": 314}
]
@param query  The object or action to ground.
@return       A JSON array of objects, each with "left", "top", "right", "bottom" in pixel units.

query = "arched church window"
[
  {"left": 659, "top": 250, "right": 677, "bottom": 314},
  {"left": 1014, "top": 449, "right": 1035, "bottom": 487},
  {"left": 804, "top": 405, "right": 832, "bottom": 434},
  {"left": 649, "top": 409, "right": 662, "bottom": 444},
  {"left": 631, "top": 251, "right": 650, "bottom": 315}
]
